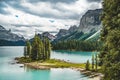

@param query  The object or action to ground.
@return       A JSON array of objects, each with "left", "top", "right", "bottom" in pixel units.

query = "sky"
[{"left": 0, "top": 0, "right": 102, "bottom": 39}]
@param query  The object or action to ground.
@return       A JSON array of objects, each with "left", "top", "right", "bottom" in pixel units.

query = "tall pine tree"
[
  {"left": 99, "top": 0, "right": 120, "bottom": 79},
  {"left": 26, "top": 40, "right": 31, "bottom": 57}
]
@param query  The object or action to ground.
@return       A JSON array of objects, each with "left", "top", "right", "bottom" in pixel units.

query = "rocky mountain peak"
[
  {"left": 55, "top": 29, "right": 68, "bottom": 39},
  {"left": 68, "top": 25, "right": 77, "bottom": 33},
  {"left": 36, "top": 32, "right": 55, "bottom": 41},
  {"left": 42, "top": 32, "right": 56, "bottom": 41},
  {"left": 78, "top": 9, "right": 102, "bottom": 33}
]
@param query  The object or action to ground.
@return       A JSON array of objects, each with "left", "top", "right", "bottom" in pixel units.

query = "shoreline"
[{"left": 15, "top": 57, "right": 103, "bottom": 80}]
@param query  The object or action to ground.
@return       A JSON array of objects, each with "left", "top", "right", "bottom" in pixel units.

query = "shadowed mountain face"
[
  {"left": 0, "top": 25, "right": 25, "bottom": 41},
  {"left": 54, "top": 9, "right": 102, "bottom": 42},
  {"left": 0, "top": 25, "right": 25, "bottom": 46}
]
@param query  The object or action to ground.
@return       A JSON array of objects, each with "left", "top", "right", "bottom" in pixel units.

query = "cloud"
[
  {"left": 27, "top": 0, "right": 78, "bottom": 4},
  {"left": 11, "top": 24, "right": 43, "bottom": 27},
  {"left": 0, "top": 0, "right": 102, "bottom": 39},
  {"left": 0, "top": 1, "right": 10, "bottom": 14},
  {"left": 87, "top": 0, "right": 102, "bottom": 2}
]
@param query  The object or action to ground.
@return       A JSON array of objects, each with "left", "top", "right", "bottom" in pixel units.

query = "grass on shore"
[
  {"left": 16, "top": 57, "right": 86, "bottom": 68},
  {"left": 16, "top": 57, "right": 101, "bottom": 71},
  {"left": 44, "top": 59, "right": 86, "bottom": 68}
]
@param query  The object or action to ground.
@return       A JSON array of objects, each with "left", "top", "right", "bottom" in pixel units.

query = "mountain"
[
  {"left": 30, "top": 32, "right": 56, "bottom": 42},
  {"left": 68, "top": 25, "right": 77, "bottom": 33},
  {"left": 55, "top": 25, "right": 77, "bottom": 41},
  {"left": 0, "top": 25, "right": 25, "bottom": 46},
  {"left": 54, "top": 9, "right": 102, "bottom": 42},
  {"left": 78, "top": 9, "right": 102, "bottom": 33},
  {"left": 55, "top": 29, "right": 68, "bottom": 40},
  {"left": 42, "top": 32, "right": 56, "bottom": 41},
  {"left": 0, "top": 25, "right": 25, "bottom": 41}
]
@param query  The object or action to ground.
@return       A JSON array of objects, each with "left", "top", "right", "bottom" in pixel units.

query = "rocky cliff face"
[
  {"left": 78, "top": 9, "right": 102, "bottom": 33},
  {"left": 0, "top": 25, "right": 25, "bottom": 41}
]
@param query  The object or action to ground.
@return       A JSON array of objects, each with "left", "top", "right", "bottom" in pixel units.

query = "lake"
[{"left": 0, "top": 46, "right": 97, "bottom": 80}]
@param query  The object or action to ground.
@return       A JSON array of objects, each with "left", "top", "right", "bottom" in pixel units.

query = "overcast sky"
[{"left": 0, "top": 0, "right": 102, "bottom": 39}]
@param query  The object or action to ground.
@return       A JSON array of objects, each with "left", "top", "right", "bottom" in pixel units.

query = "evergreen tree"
[
  {"left": 46, "top": 38, "right": 51, "bottom": 59},
  {"left": 43, "top": 38, "right": 51, "bottom": 60},
  {"left": 31, "top": 35, "right": 38, "bottom": 60},
  {"left": 92, "top": 54, "right": 94, "bottom": 70},
  {"left": 26, "top": 40, "right": 31, "bottom": 57},
  {"left": 99, "top": 0, "right": 120, "bottom": 79},
  {"left": 31, "top": 35, "right": 43, "bottom": 60},
  {"left": 24, "top": 46, "right": 27, "bottom": 58},
  {"left": 85, "top": 60, "right": 90, "bottom": 70},
  {"left": 95, "top": 54, "right": 98, "bottom": 71}
]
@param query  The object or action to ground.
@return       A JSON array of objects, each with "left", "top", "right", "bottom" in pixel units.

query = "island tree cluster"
[
  {"left": 99, "top": 0, "right": 120, "bottom": 80},
  {"left": 24, "top": 34, "right": 51, "bottom": 61}
]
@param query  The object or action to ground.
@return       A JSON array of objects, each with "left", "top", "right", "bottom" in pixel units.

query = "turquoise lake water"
[{"left": 0, "top": 46, "right": 97, "bottom": 80}]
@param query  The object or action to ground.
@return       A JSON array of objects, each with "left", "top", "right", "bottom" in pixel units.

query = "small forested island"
[
  {"left": 21, "top": 34, "right": 51, "bottom": 61},
  {"left": 16, "top": 34, "right": 88, "bottom": 69},
  {"left": 16, "top": 34, "right": 102, "bottom": 79}
]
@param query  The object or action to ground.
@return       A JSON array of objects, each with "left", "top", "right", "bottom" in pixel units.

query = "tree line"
[
  {"left": 24, "top": 34, "right": 51, "bottom": 61},
  {"left": 52, "top": 40, "right": 102, "bottom": 51}
]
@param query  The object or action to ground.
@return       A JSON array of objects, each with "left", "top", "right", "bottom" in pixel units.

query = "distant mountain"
[
  {"left": 54, "top": 9, "right": 102, "bottom": 42},
  {"left": 55, "top": 29, "right": 68, "bottom": 40},
  {"left": 0, "top": 25, "right": 25, "bottom": 41},
  {"left": 55, "top": 25, "right": 77, "bottom": 41},
  {"left": 68, "top": 25, "right": 77, "bottom": 33},
  {"left": 0, "top": 25, "right": 25, "bottom": 46},
  {"left": 42, "top": 32, "right": 56, "bottom": 41},
  {"left": 30, "top": 32, "right": 56, "bottom": 42}
]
